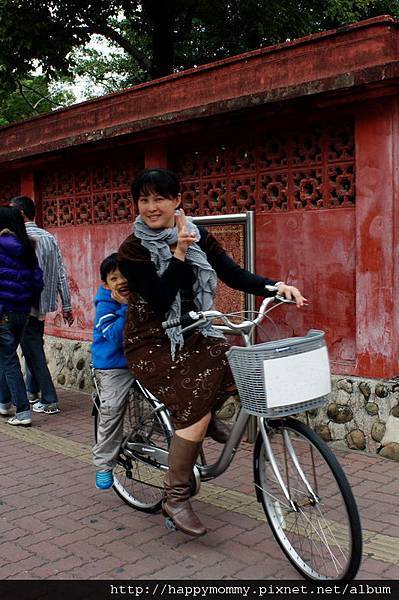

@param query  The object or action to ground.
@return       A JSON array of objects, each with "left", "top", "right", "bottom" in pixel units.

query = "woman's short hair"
[{"left": 131, "top": 168, "right": 180, "bottom": 204}]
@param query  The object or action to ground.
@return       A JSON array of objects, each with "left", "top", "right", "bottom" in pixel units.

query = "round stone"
[
  {"left": 365, "top": 402, "right": 379, "bottom": 416},
  {"left": 379, "top": 442, "right": 399, "bottom": 462},
  {"left": 76, "top": 358, "right": 85, "bottom": 371},
  {"left": 371, "top": 422, "right": 386, "bottom": 442},
  {"left": 346, "top": 430, "right": 366, "bottom": 450},
  {"left": 327, "top": 403, "right": 353, "bottom": 423},
  {"left": 391, "top": 405, "right": 399, "bottom": 418},
  {"left": 358, "top": 381, "right": 371, "bottom": 400},
  {"left": 315, "top": 425, "right": 331, "bottom": 442},
  {"left": 307, "top": 408, "right": 318, "bottom": 418},
  {"left": 57, "top": 373, "right": 66, "bottom": 385},
  {"left": 375, "top": 383, "right": 388, "bottom": 398},
  {"left": 336, "top": 379, "right": 353, "bottom": 393}
]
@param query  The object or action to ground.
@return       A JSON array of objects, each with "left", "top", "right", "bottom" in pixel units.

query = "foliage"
[
  {"left": 0, "top": 75, "right": 75, "bottom": 126},
  {"left": 0, "top": 0, "right": 398, "bottom": 111}
]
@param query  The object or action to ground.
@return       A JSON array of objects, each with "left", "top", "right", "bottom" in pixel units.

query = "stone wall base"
[{"left": 44, "top": 335, "right": 399, "bottom": 460}]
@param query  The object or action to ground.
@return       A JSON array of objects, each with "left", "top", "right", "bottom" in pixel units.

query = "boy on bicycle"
[{"left": 91, "top": 253, "right": 135, "bottom": 490}]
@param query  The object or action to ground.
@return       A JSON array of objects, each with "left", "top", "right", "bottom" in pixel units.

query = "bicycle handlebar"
[{"left": 161, "top": 288, "right": 296, "bottom": 336}]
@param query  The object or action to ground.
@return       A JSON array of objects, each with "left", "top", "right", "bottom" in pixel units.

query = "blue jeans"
[
  {"left": 0, "top": 311, "right": 30, "bottom": 418},
  {"left": 20, "top": 315, "right": 58, "bottom": 405}
]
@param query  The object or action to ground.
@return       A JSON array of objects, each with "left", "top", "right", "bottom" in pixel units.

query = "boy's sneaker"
[
  {"left": 96, "top": 470, "right": 114, "bottom": 490},
  {"left": 7, "top": 415, "right": 32, "bottom": 427},
  {"left": 32, "top": 402, "right": 60, "bottom": 414},
  {"left": 27, "top": 392, "right": 40, "bottom": 404},
  {"left": 0, "top": 407, "right": 13, "bottom": 417}
]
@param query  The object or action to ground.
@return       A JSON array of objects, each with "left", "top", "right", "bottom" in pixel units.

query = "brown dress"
[{"left": 118, "top": 227, "right": 274, "bottom": 429}]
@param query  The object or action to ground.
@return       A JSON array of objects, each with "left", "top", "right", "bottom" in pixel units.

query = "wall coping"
[{"left": 0, "top": 15, "right": 398, "bottom": 166}]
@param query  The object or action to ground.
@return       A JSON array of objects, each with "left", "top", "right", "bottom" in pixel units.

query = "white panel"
[{"left": 263, "top": 346, "right": 331, "bottom": 408}]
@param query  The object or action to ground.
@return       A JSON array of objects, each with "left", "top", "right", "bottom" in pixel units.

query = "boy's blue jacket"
[{"left": 91, "top": 285, "right": 128, "bottom": 369}]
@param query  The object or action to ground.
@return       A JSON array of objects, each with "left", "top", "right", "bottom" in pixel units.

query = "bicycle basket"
[{"left": 226, "top": 330, "right": 331, "bottom": 418}]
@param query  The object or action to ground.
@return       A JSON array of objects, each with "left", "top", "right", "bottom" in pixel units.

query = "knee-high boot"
[{"left": 162, "top": 435, "right": 206, "bottom": 537}]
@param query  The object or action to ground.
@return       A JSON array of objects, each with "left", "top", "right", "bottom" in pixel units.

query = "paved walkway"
[{"left": 0, "top": 388, "right": 398, "bottom": 580}]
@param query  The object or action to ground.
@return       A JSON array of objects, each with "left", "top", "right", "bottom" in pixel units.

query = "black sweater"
[{"left": 118, "top": 226, "right": 277, "bottom": 317}]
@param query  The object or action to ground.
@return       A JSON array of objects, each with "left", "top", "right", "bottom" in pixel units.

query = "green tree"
[
  {"left": 0, "top": 1, "right": 398, "bottom": 102},
  {"left": 0, "top": 75, "right": 75, "bottom": 126}
]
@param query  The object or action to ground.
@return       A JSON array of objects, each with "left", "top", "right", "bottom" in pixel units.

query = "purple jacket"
[{"left": 0, "top": 232, "right": 44, "bottom": 313}]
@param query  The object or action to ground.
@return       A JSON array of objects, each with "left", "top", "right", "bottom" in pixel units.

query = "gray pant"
[{"left": 93, "top": 368, "right": 135, "bottom": 471}]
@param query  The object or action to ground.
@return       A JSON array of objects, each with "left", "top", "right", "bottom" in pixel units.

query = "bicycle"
[{"left": 92, "top": 291, "right": 362, "bottom": 582}]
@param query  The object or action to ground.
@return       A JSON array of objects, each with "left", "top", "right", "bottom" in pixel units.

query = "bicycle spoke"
[{"left": 255, "top": 418, "right": 361, "bottom": 580}]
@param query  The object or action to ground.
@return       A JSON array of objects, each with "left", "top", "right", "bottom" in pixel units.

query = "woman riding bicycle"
[{"left": 118, "top": 168, "right": 306, "bottom": 537}]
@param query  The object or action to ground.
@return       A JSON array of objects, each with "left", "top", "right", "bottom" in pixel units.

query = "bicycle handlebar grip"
[{"left": 162, "top": 311, "right": 200, "bottom": 330}]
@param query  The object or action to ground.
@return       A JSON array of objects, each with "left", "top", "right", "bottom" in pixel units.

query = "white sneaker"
[
  {"left": 27, "top": 392, "right": 39, "bottom": 404},
  {"left": 0, "top": 407, "right": 13, "bottom": 417},
  {"left": 7, "top": 416, "right": 32, "bottom": 427},
  {"left": 32, "top": 401, "right": 60, "bottom": 414}
]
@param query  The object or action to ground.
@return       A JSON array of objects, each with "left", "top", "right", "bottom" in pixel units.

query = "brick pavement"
[{"left": 0, "top": 388, "right": 399, "bottom": 580}]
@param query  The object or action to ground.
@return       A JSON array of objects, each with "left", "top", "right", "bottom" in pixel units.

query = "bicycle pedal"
[{"left": 164, "top": 517, "right": 177, "bottom": 532}]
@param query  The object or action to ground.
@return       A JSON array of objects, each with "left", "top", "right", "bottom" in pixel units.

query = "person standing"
[
  {"left": 0, "top": 207, "right": 43, "bottom": 426},
  {"left": 9, "top": 196, "right": 74, "bottom": 415},
  {"left": 92, "top": 253, "right": 135, "bottom": 490}
]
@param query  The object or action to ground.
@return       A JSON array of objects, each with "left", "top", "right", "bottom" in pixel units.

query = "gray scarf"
[{"left": 134, "top": 215, "right": 225, "bottom": 359}]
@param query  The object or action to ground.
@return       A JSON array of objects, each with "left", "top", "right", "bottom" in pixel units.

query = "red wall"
[{"left": 0, "top": 102, "right": 397, "bottom": 380}]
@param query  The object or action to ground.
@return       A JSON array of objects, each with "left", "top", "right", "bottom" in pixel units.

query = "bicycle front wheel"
[
  {"left": 254, "top": 417, "right": 362, "bottom": 581},
  {"left": 113, "top": 384, "right": 173, "bottom": 513}
]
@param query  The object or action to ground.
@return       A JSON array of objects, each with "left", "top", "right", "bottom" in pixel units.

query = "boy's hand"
[{"left": 111, "top": 290, "right": 129, "bottom": 304}]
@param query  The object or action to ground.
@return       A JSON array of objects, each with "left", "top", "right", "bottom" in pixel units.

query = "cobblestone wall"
[{"left": 44, "top": 335, "right": 399, "bottom": 461}]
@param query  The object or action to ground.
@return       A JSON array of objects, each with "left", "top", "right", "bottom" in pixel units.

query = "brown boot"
[
  {"left": 206, "top": 414, "right": 230, "bottom": 444},
  {"left": 162, "top": 435, "right": 206, "bottom": 537}
]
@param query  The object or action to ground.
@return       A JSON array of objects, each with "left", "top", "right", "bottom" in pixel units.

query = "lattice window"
[
  {"left": 0, "top": 175, "right": 20, "bottom": 206},
  {"left": 41, "top": 153, "right": 144, "bottom": 227},
  {"left": 175, "top": 121, "right": 355, "bottom": 215}
]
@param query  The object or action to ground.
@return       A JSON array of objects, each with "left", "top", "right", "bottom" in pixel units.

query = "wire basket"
[{"left": 226, "top": 330, "right": 331, "bottom": 418}]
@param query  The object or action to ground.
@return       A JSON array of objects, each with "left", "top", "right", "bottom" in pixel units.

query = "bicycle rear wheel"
[{"left": 254, "top": 417, "right": 362, "bottom": 581}]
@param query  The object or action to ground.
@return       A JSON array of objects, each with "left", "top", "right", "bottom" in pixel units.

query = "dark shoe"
[
  {"left": 162, "top": 435, "right": 206, "bottom": 537},
  {"left": 206, "top": 416, "right": 230, "bottom": 444}
]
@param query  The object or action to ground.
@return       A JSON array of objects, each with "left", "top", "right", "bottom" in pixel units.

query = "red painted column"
[
  {"left": 20, "top": 170, "right": 43, "bottom": 225},
  {"left": 144, "top": 142, "right": 168, "bottom": 168},
  {"left": 355, "top": 98, "right": 399, "bottom": 378}
]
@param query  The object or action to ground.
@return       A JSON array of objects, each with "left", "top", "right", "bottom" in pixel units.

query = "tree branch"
[
  {"left": 83, "top": 21, "right": 152, "bottom": 73},
  {"left": 20, "top": 82, "right": 66, "bottom": 108},
  {"left": 16, "top": 80, "right": 39, "bottom": 113}
]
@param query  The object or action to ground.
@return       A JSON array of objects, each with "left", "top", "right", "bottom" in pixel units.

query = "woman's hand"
[
  {"left": 277, "top": 283, "right": 308, "bottom": 308},
  {"left": 174, "top": 209, "right": 197, "bottom": 261}
]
